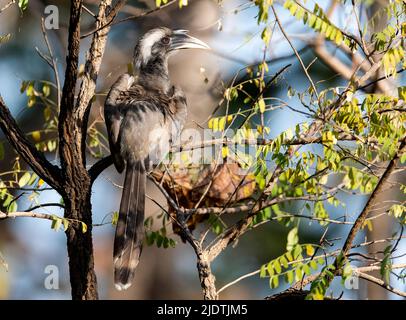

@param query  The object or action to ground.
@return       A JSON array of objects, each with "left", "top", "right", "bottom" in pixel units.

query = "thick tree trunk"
[
  {"left": 56, "top": 0, "right": 99, "bottom": 300},
  {"left": 64, "top": 182, "right": 98, "bottom": 300}
]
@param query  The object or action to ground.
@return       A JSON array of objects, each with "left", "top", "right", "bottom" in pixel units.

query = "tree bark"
[
  {"left": 197, "top": 252, "right": 218, "bottom": 300},
  {"left": 57, "top": 0, "right": 99, "bottom": 300},
  {"left": 64, "top": 185, "right": 98, "bottom": 300}
]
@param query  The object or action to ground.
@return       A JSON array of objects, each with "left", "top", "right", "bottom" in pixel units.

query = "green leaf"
[
  {"left": 280, "top": 255, "right": 289, "bottom": 269},
  {"left": 156, "top": 234, "right": 163, "bottom": 248},
  {"left": 342, "top": 263, "right": 352, "bottom": 279},
  {"left": 168, "top": 238, "right": 176, "bottom": 248},
  {"left": 163, "top": 237, "right": 169, "bottom": 248},
  {"left": 310, "top": 260, "right": 318, "bottom": 270},
  {"left": 18, "top": 0, "right": 29, "bottom": 11},
  {"left": 7, "top": 200, "right": 17, "bottom": 213},
  {"left": 260, "top": 264, "right": 267, "bottom": 278},
  {"left": 3, "top": 194, "right": 13, "bottom": 208},
  {"left": 303, "top": 264, "right": 311, "bottom": 276},
  {"left": 293, "top": 244, "right": 302, "bottom": 259},
  {"left": 286, "top": 227, "right": 299, "bottom": 251},
  {"left": 146, "top": 231, "right": 156, "bottom": 246},
  {"left": 273, "top": 260, "right": 282, "bottom": 274},
  {"left": 335, "top": 30, "right": 343, "bottom": 45},
  {"left": 308, "top": 14, "right": 317, "bottom": 27},
  {"left": 111, "top": 211, "right": 119, "bottom": 225},
  {"left": 270, "top": 275, "right": 279, "bottom": 289},
  {"left": 285, "top": 251, "right": 293, "bottom": 262},
  {"left": 400, "top": 152, "right": 406, "bottom": 164},
  {"left": 51, "top": 217, "right": 62, "bottom": 231},
  {"left": 398, "top": 86, "right": 406, "bottom": 101},
  {"left": 295, "top": 266, "right": 303, "bottom": 281},
  {"left": 18, "top": 172, "right": 31, "bottom": 187},
  {"left": 42, "top": 84, "right": 50, "bottom": 97},
  {"left": 27, "top": 172, "right": 37, "bottom": 185},
  {"left": 261, "top": 27, "right": 271, "bottom": 44},
  {"left": 267, "top": 262, "right": 274, "bottom": 276},
  {"left": 286, "top": 270, "right": 294, "bottom": 284}
]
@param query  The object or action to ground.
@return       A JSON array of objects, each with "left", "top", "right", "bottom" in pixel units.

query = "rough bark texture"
[
  {"left": 197, "top": 253, "right": 218, "bottom": 300},
  {"left": 57, "top": 0, "right": 99, "bottom": 300},
  {"left": 0, "top": 97, "right": 62, "bottom": 191}
]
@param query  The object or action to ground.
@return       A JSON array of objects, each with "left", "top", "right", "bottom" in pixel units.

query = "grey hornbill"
[{"left": 104, "top": 27, "right": 209, "bottom": 290}]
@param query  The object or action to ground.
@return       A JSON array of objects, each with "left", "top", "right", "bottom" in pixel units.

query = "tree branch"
[
  {"left": 76, "top": 0, "right": 126, "bottom": 163},
  {"left": 321, "top": 137, "right": 406, "bottom": 296},
  {"left": 356, "top": 271, "right": 406, "bottom": 298},
  {"left": 88, "top": 131, "right": 367, "bottom": 183},
  {"left": 89, "top": 155, "right": 113, "bottom": 183},
  {"left": 80, "top": 0, "right": 177, "bottom": 39},
  {"left": 0, "top": 97, "right": 62, "bottom": 191},
  {"left": 0, "top": 210, "right": 57, "bottom": 221},
  {"left": 40, "top": 17, "right": 61, "bottom": 107},
  {"left": 0, "top": 0, "right": 15, "bottom": 14},
  {"left": 272, "top": 5, "right": 319, "bottom": 100},
  {"left": 341, "top": 138, "right": 405, "bottom": 257}
]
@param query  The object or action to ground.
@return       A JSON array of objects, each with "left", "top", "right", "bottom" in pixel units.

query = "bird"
[{"left": 104, "top": 27, "right": 209, "bottom": 291}]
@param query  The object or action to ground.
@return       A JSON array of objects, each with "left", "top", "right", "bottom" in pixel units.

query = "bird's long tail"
[{"left": 113, "top": 161, "right": 146, "bottom": 291}]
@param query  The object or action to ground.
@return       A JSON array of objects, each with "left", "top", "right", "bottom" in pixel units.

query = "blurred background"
[{"left": 0, "top": 0, "right": 405, "bottom": 299}]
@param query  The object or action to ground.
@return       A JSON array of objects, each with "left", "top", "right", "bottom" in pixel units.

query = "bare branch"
[
  {"left": 341, "top": 138, "right": 405, "bottom": 257},
  {"left": 80, "top": 0, "right": 178, "bottom": 39},
  {"left": 76, "top": 0, "right": 126, "bottom": 164},
  {"left": 0, "top": 210, "right": 56, "bottom": 221},
  {"left": 89, "top": 155, "right": 113, "bottom": 183},
  {"left": 0, "top": 0, "right": 15, "bottom": 14},
  {"left": 0, "top": 97, "right": 62, "bottom": 191},
  {"left": 40, "top": 18, "right": 61, "bottom": 107},
  {"left": 272, "top": 5, "right": 319, "bottom": 100},
  {"left": 321, "top": 137, "right": 406, "bottom": 295},
  {"left": 355, "top": 271, "right": 406, "bottom": 298}
]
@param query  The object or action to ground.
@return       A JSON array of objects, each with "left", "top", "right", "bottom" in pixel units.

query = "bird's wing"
[{"left": 104, "top": 74, "right": 134, "bottom": 172}]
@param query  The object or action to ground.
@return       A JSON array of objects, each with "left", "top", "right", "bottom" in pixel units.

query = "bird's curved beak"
[{"left": 170, "top": 30, "right": 210, "bottom": 51}]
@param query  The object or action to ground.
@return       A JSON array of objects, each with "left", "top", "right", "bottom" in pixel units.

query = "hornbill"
[{"left": 104, "top": 27, "right": 209, "bottom": 290}]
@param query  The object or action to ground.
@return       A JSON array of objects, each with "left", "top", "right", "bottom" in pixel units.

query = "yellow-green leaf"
[
  {"left": 221, "top": 146, "right": 229, "bottom": 158},
  {"left": 81, "top": 222, "right": 87, "bottom": 233},
  {"left": 306, "top": 244, "right": 315, "bottom": 256},
  {"left": 32, "top": 130, "right": 41, "bottom": 142},
  {"left": 51, "top": 217, "right": 62, "bottom": 231},
  {"left": 335, "top": 30, "right": 343, "bottom": 45},
  {"left": 179, "top": 0, "right": 188, "bottom": 8},
  {"left": 18, "top": 172, "right": 31, "bottom": 187},
  {"left": 111, "top": 211, "right": 119, "bottom": 225},
  {"left": 398, "top": 86, "right": 406, "bottom": 100},
  {"left": 42, "top": 84, "right": 50, "bottom": 97},
  {"left": 258, "top": 98, "right": 266, "bottom": 113}
]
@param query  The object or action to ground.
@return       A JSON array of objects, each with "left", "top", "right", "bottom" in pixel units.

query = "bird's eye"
[{"left": 161, "top": 36, "right": 170, "bottom": 45}]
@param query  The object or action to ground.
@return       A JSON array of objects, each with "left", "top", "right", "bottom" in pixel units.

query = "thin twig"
[
  {"left": 271, "top": 5, "right": 319, "bottom": 100},
  {"left": 40, "top": 18, "right": 61, "bottom": 107}
]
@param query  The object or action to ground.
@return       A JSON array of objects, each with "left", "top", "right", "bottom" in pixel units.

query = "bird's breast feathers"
[{"left": 113, "top": 83, "right": 186, "bottom": 163}]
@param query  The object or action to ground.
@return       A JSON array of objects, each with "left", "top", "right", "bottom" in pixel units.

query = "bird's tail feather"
[{"left": 113, "top": 161, "right": 145, "bottom": 291}]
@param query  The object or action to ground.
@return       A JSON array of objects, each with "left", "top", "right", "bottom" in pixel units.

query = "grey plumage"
[{"left": 104, "top": 27, "right": 209, "bottom": 290}]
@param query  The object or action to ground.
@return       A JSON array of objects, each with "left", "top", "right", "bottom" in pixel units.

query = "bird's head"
[{"left": 133, "top": 27, "right": 210, "bottom": 70}]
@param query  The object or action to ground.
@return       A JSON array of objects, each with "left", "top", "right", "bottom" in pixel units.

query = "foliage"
[{"left": 0, "top": 0, "right": 405, "bottom": 300}]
